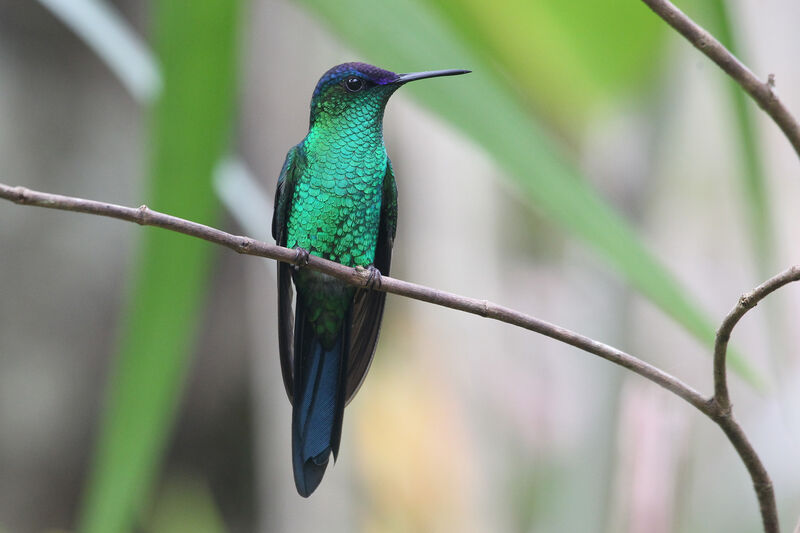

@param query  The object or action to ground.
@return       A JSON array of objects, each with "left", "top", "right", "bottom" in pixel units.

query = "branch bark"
[
  {"left": 640, "top": 0, "right": 800, "bottom": 161},
  {"left": 0, "top": 181, "right": 787, "bottom": 531},
  {"left": 0, "top": 182, "right": 708, "bottom": 408},
  {"left": 714, "top": 266, "right": 800, "bottom": 411}
]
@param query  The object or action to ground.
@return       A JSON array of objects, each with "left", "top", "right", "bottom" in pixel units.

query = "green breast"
[{"left": 286, "top": 125, "right": 387, "bottom": 268}]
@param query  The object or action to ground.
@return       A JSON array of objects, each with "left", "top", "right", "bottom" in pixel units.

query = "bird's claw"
[
  {"left": 355, "top": 265, "right": 382, "bottom": 290},
  {"left": 293, "top": 247, "right": 310, "bottom": 270}
]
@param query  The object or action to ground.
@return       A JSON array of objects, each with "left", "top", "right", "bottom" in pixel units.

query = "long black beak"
[{"left": 395, "top": 69, "right": 471, "bottom": 83}]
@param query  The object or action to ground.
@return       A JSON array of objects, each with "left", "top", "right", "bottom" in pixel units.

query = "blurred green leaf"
[
  {"left": 427, "top": 0, "right": 666, "bottom": 129},
  {"left": 298, "top": 0, "right": 762, "bottom": 385},
  {"left": 78, "top": 2, "right": 242, "bottom": 532},
  {"left": 148, "top": 474, "right": 228, "bottom": 533},
  {"left": 684, "top": 0, "right": 774, "bottom": 273}
]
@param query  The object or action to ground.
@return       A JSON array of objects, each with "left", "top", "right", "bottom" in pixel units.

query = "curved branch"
[
  {"left": 0, "top": 181, "right": 708, "bottom": 411},
  {"left": 0, "top": 181, "right": 787, "bottom": 531},
  {"left": 640, "top": 0, "right": 800, "bottom": 160},
  {"left": 714, "top": 266, "right": 800, "bottom": 410},
  {"left": 717, "top": 414, "right": 779, "bottom": 533}
]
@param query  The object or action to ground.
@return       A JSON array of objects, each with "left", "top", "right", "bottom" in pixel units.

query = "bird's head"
[{"left": 308, "top": 62, "right": 469, "bottom": 128}]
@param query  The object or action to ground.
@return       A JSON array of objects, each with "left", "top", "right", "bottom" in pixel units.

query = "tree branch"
[
  {"left": 708, "top": 267, "right": 800, "bottom": 533},
  {"left": 640, "top": 0, "right": 800, "bottom": 160},
  {"left": 0, "top": 182, "right": 707, "bottom": 409},
  {"left": 0, "top": 181, "right": 785, "bottom": 531}
]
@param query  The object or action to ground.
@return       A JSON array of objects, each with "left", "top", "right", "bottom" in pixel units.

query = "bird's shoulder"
[{"left": 272, "top": 143, "right": 307, "bottom": 241}]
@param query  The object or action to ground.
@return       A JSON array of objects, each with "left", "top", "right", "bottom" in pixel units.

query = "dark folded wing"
[
  {"left": 273, "top": 145, "right": 302, "bottom": 403},
  {"left": 277, "top": 262, "right": 295, "bottom": 402},
  {"left": 345, "top": 160, "right": 398, "bottom": 403}
]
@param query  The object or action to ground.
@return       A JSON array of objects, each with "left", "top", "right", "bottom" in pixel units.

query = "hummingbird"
[{"left": 271, "top": 62, "right": 469, "bottom": 496}]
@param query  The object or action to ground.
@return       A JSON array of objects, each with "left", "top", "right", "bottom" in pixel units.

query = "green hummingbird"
[{"left": 271, "top": 62, "right": 469, "bottom": 496}]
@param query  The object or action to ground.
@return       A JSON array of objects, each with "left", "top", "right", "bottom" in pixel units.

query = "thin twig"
[
  {"left": 717, "top": 415, "right": 779, "bottom": 533},
  {"left": 640, "top": 0, "right": 800, "bottom": 160},
  {"left": 714, "top": 266, "right": 800, "bottom": 411},
  {"left": 0, "top": 181, "right": 787, "bottom": 531}
]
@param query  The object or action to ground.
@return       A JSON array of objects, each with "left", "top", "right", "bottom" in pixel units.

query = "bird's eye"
[{"left": 344, "top": 76, "right": 364, "bottom": 92}]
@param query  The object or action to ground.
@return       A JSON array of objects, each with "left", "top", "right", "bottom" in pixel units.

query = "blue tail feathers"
[{"left": 291, "top": 303, "right": 349, "bottom": 497}]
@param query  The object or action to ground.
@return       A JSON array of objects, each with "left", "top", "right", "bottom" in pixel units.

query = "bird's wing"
[
  {"left": 345, "top": 159, "right": 398, "bottom": 403},
  {"left": 273, "top": 144, "right": 302, "bottom": 403}
]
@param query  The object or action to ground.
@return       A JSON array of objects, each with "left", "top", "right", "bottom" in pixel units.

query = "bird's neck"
[{"left": 305, "top": 111, "right": 386, "bottom": 157}]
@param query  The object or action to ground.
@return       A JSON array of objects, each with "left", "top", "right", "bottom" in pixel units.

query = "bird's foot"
[
  {"left": 293, "top": 247, "right": 310, "bottom": 270},
  {"left": 355, "top": 265, "right": 382, "bottom": 290}
]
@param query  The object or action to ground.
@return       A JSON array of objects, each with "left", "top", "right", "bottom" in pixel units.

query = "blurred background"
[{"left": 1, "top": 0, "right": 799, "bottom": 532}]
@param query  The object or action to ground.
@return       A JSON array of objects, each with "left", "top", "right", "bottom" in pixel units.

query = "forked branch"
[
  {"left": 711, "top": 267, "right": 800, "bottom": 533},
  {"left": 709, "top": 267, "right": 800, "bottom": 533}
]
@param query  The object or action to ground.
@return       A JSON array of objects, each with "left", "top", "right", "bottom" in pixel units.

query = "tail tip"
[{"left": 294, "top": 453, "right": 331, "bottom": 497}]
